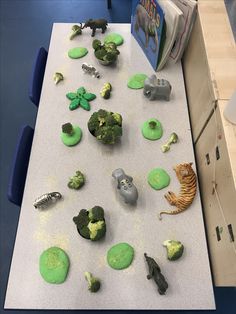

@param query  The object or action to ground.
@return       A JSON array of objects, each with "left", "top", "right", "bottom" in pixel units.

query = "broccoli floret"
[
  {"left": 161, "top": 132, "right": 179, "bottom": 153},
  {"left": 68, "top": 170, "right": 85, "bottom": 190},
  {"left": 73, "top": 209, "right": 89, "bottom": 228},
  {"left": 84, "top": 272, "right": 101, "bottom": 292},
  {"left": 53, "top": 72, "right": 64, "bottom": 84},
  {"left": 88, "top": 206, "right": 104, "bottom": 222},
  {"left": 70, "top": 24, "right": 82, "bottom": 40},
  {"left": 88, "top": 220, "right": 106, "bottom": 241},
  {"left": 163, "top": 240, "right": 184, "bottom": 261}
]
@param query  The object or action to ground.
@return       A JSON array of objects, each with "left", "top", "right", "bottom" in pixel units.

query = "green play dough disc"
[
  {"left": 39, "top": 247, "right": 70, "bottom": 284},
  {"left": 148, "top": 168, "right": 170, "bottom": 190},
  {"left": 61, "top": 125, "right": 82, "bottom": 146},
  {"left": 141, "top": 118, "right": 163, "bottom": 140},
  {"left": 127, "top": 73, "right": 148, "bottom": 89},
  {"left": 104, "top": 33, "right": 124, "bottom": 46},
  {"left": 107, "top": 243, "right": 134, "bottom": 270},
  {"left": 68, "top": 47, "right": 88, "bottom": 59}
]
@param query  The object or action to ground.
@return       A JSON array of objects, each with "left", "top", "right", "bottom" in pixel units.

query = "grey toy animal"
[
  {"left": 112, "top": 168, "right": 138, "bottom": 204},
  {"left": 143, "top": 75, "right": 171, "bottom": 101},
  {"left": 82, "top": 19, "right": 108, "bottom": 37},
  {"left": 144, "top": 253, "right": 168, "bottom": 295}
]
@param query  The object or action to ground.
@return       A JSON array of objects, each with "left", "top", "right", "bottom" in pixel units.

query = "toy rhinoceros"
[
  {"left": 143, "top": 75, "right": 171, "bottom": 101},
  {"left": 112, "top": 168, "right": 138, "bottom": 204}
]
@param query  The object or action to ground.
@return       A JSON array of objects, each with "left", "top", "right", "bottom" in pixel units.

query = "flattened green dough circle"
[
  {"left": 127, "top": 74, "right": 148, "bottom": 89},
  {"left": 68, "top": 47, "right": 88, "bottom": 59},
  {"left": 148, "top": 168, "right": 170, "bottom": 190},
  {"left": 61, "top": 126, "right": 82, "bottom": 146},
  {"left": 104, "top": 33, "right": 124, "bottom": 46},
  {"left": 39, "top": 247, "right": 70, "bottom": 284},
  {"left": 141, "top": 118, "right": 163, "bottom": 140},
  {"left": 107, "top": 243, "right": 134, "bottom": 270}
]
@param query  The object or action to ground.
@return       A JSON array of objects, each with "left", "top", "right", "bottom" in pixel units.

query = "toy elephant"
[
  {"left": 112, "top": 168, "right": 138, "bottom": 204},
  {"left": 143, "top": 75, "right": 172, "bottom": 101},
  {"left": 82, "top": 18, "right": 108, "bottom": 37}
]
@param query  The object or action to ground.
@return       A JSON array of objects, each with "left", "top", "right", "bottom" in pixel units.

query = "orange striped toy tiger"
[{"left": 159, "top": 162, "right": 197, "bottom": 220}]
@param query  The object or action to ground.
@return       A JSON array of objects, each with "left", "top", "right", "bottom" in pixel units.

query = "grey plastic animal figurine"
[
  {"left": 112, "top": 168, "right": 138, "bottom": 204},
  {"left": 144, "top": 253, "right": 168, "bottom": 295},
  {"left": 33, "top": 192, "right": 62, "bottom": 209},
  {"left": 82, "top": 19, "right": 108, "bottom": 37},
  {"left": 143, "top": 75, "right": 171, "bottom": 101},
  {"left": 82, "top": 63, "right": 100, "bottom": 78}
]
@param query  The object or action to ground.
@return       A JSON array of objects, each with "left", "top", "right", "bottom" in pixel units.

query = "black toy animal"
[
  {"left": 83, "top": 19, "right": 108, "bottom": 37},
  {"left": 144, "top": 253, "right": 168, "bottom": 295}
]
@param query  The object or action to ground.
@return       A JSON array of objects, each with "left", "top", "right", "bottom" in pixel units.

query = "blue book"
[{"left": 131, "top": 0, "right": 165, "bottom": 70}]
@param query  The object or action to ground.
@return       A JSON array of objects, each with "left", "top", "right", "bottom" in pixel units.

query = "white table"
[{"left": 4, "top": 24, "right": 215, "bottom": 310}]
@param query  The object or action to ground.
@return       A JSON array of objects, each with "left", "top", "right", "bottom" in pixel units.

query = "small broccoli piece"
[
  {"left": 163, "top": 240, "right": 184, "bottom": 261},
  {"left": 53, "top": 72, "right": 64, "bottom": 84},
  {"left": 92, "top": 39, "right": 102, "bottom": 50},
  {"left": 62, "top": 123, "right": 74, "bottom": 135},
  {"left": 88, "top": 206, "right": 104, "bottom": 222},
  {"left": 87, "top": 112, "right": 100, "bottom": 135},
  {"left": 97, "top": 109, "right": 108, "bottom": 126},
  {"left": 73, "top": 209, "right": 89, "bottom": 228},
  {"left": 88, "top": 220, "right": 106, "bottom": 241},
  {"left": 112, "top": 112, "right": 122, "bottom": 126},
  {"left": 84, "top": 272, "right": 101, "bottom": 292},
  {"left": 70, "top": 24, "right": 82, "bottom": 40},
  {"left": 169, "top": 132, "right": 178, "bottom": 144},
  {"left": 161, "top": 132, "right": 179, "bottom": 153},
  {"left": 68, "top": 170, "right": 85, "bottom": 190},
  {"left": 94, "top": 48, "right": 106, "bottom": 60}
]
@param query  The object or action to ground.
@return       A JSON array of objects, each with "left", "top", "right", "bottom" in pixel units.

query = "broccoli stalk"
[
  {"left": 84, "top": 272, "right": 101, "bottom": 293},
  {"left": 88, "top": 220, "right": 106, "bottom": 241},
  {"left": 163, "top": 240, "right": 184, "bottom": 261},
  {"left": 161, "top": 132, "right": 179, "bottom": 153},
  {"left": 62, "top": 123, "right": 74, "bottom": 136},
  {"left": 53, "top": 72, "right": 64, "bottom": 84}
]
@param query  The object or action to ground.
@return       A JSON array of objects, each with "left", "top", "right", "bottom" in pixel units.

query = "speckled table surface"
[{"left": 4, "top": 24, "right": 215, "bottom": 310}]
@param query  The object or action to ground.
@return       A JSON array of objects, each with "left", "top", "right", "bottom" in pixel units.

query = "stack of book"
[{"left": 131, "top": 0, "right": 197, "bottom": 71}]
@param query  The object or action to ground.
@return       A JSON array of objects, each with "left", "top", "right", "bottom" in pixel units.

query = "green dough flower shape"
[
  {"left": 66, "top": 87, "right": 96, "bottom": 111},
  {"left": 73, "top": 206, "right": 106, "bottom": 241},
  {"left": 68, "top": 170, "right": 85, "bottom": 189}
]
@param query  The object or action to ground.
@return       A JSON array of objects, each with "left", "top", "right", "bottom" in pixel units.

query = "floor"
[{"left": 0, "top": 0, "right": 235, "bottom": 313}]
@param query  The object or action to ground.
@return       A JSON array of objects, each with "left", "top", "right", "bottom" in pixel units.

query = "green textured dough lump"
[
  {"left": 104, "top": 33, "right": 124, "bottom": 46},
  {"left": 39, "top": 247, "right": 70, "bottom": 284},
  {"left": 127, "top": 74, "right": 148, "bottom": 89},
  {"left": 148, "top": 168, "right": 170, "bottom": 190},
  {"left": 107, "top": 242, "right": 134, "bottom": 270}
]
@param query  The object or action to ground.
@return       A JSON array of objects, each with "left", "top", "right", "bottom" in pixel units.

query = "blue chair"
[
  {"left": 29, "top": 47, "right": 48, "bottom": 107},
  {"left": 7, "top": 125, "right": 34, "bottom": 206}
]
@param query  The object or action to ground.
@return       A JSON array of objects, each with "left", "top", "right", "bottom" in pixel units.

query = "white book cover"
[
  {"left": 170, "top": 0, "right": 197, "bottom": 62},
  {"left": 157, "top": 0, "right": 183, "bottom": 71}
]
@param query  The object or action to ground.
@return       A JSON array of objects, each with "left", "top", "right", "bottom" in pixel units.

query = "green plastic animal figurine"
[{"left": 83, "top": 19, "right": 108, "bottom": 37}]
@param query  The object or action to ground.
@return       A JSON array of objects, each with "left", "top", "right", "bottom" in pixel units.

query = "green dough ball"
[
  {"left": 68, "top": 47, "right": 88, "bottom": 59},
  {"left": 61, "top": 125, "right": 82, "bottom": 146},
  {"left": 141, "top": 118, "right": 163, "bottom": 140},
  {"left": 127, "top": 74, "right": 148, "bottom": 89},
  {"left": 148, "top": 168, "right": 170, "bottom": 190},
  {"left": 104, "top": 33, "right": 124, "bottom": 46},
  {"left": 107, "top": 243, "right": 134, "bottom": 270},
  {"left": 39, "top": 247, "right": 70, "bottom": 284}
]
